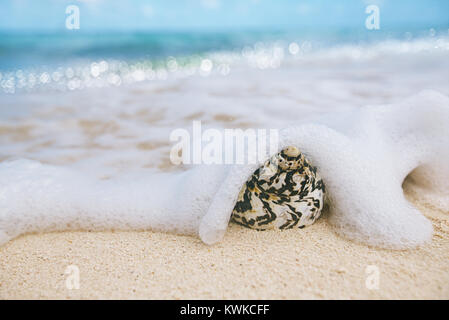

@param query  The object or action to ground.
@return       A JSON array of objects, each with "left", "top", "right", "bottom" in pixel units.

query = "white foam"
[
  {"left": 200, "top": 91, "right": 449, "bottom": 248},
  {"left": 0, "top": 158, "right": 227, "bottom": 245}
]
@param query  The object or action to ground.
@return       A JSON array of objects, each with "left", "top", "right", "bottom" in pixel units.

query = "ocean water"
[
  {"left": 0, "top": 27, "right": 449, "bottom": 248},
  {"left": 0, "top": 28, "right": 439, "bottom": 69},
  {"left": 1, "top": 27, "right": 448, "bottom": 93}
]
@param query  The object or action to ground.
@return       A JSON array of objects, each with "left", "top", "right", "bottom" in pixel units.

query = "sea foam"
[{"left": 0, "top": 90, "right": 448, "bottom": 249}]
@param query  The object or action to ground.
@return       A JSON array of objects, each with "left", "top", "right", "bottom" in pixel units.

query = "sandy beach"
[
  {"left": 1, "top": 179, "right": 447, "bottom": 300},
  {"left": 1, "top": 1, "right": 449, "bottom": 308}
]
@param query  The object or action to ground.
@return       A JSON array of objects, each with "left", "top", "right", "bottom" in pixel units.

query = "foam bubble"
[
  {"left": 0, "top": 158, "right": 227, "bottom": 245},
  {"left": 200, "top": 91, "right": 449, "bottom": 248}
]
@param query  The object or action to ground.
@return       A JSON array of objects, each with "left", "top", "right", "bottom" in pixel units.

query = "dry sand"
[{"left": 0, "top": 181, "right": 448, "bottom": 300}]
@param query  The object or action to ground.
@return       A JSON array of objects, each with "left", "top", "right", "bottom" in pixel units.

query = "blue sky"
[{"left": 0, "top": 0, "right": 448, "bottom": 31}]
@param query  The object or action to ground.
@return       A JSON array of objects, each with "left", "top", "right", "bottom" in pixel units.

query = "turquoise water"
[
  {"left": 1, "top": 26, "right": 448, "bottom": 71},
  {"left": 0, "top": 25, "right": 448, "bottom": 94},
  {"left": 1, "top": 0, "right": 448, "bottom": 73}
]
